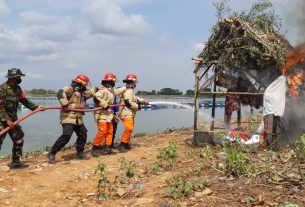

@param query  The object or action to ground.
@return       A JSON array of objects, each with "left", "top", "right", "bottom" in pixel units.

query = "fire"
[
  {"left": 281, "top": 46, "right": 305, "bottom": 76},
  {"left": 281, "top": 45, "right": 305, "bottom": 96},
  {"left": 287, "top": 71, "right": 304, "bottom": 96}
]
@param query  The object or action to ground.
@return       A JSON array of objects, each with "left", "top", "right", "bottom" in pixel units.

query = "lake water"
[{"left": 0, "top": 99, "right": 259, "bottom": 155}]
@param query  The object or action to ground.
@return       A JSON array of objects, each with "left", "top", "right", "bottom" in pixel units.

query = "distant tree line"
[
  {"left": 26, "top": 89, "right": 57, "bottom": 96},
  {"left": 26, "top": 87, "right": 213, "bottom": 97},
  {"left": 136, "top": 87, "right": 212, "bottom": 97}
]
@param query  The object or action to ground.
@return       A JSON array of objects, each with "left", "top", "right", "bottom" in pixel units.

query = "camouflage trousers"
[{"left": 0, "top": 121, "right": 25, "bottom": 161}]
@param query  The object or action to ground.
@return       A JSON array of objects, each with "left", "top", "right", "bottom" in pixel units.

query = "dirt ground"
[{"left": 0, "top": 127, "right": 304, "bottom": 207}]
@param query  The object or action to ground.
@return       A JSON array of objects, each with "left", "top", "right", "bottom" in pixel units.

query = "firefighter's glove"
[
  {"left": 37, "top": 105, "right": 46, "bottom": 111},
  {"left": 62, "top": 106, "right": 70, "bottom": 112},
  {"left": 142, "top": 99, "right": 149, "bottom": 105},
  {"left": 83, "top": 91, "right": 92, "bottom": 99},
  {"left": 103, "top": 103, "right": 109, "bottom": 110},
  {"left": 136, "top": 100, "right": 142, "bottom": 110}
]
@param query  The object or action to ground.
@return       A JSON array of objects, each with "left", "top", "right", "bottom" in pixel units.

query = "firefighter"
[
  {"left": 47, "top": 74, "right": 95, "bottom": 163},
  {"left": 91, "top": 73, "right": 126, "bottom": 156},
  {"left": 0, "top": 68, "right": 45, "bottom": 169},
  {"left": 118, "top": 74, "right": 148, "bottom": 153}
]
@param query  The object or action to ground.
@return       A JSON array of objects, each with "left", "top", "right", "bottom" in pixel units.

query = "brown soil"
[{"left": 0, "top": 128, "right": 304, "bottom": 207}]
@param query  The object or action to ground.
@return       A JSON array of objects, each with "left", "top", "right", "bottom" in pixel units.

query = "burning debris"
[
  {"left": 281, "top": 46, "right": 305, "bottom": 96},
  {"left": 194, "top": 0, "right": 305, "bottom": 147}
]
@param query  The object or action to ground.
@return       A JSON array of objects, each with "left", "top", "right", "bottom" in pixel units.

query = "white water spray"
[
  {"left": 149, "top": 101, "right": 194, "bottom": 110},
  {"left": 149, "top": 101, "right": 211, "bottom": 119}
]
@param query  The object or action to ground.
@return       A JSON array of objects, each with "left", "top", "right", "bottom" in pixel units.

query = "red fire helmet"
[
  {"left": 103, "top": 73, "right": 117, "bottom": 82},
  {"left": 123, "top": 74, "right": 137, "bottom": 82},
  {"left": 72, "top": 74, "right": 90, "bottom": 86}
]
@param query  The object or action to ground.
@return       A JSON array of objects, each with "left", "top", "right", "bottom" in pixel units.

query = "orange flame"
[
  {"left": 287, "top": 71, "right": 304, "bottom": 96},
  {"left": 282, "top": 46, "right": 305, "bottom": 76},
  {"left": 281, "top": 46, "right": 305, "bottom": 96}
]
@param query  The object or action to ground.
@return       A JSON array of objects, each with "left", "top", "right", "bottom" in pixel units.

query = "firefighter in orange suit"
[
  {"left": 118, "top": 74, "right": 148, "bottom": 153},
  {"left": 91, "top": 73, "right": 126, "bottom": 156}
]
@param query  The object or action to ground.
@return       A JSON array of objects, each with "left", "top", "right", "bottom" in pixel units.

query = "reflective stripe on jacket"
[
  {"left": 119, "top": 88, "right": 144, "bottom": 119},
  {"left": 58, "top": 86, "right": 95, "bottom": 125},
  {"left": 94, "top": 86, "right": 126, "bottom": 122}
]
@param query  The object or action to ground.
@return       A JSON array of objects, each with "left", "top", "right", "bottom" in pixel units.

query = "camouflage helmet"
[{"left": 5, "top": 68, "right": 25, "bottom": 78}]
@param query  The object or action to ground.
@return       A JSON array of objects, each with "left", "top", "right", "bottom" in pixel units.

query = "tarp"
[{"left": 263, "top": 76, "right": 287, "bottom": 116}]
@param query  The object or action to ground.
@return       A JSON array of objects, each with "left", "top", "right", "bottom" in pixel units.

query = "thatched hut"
[{"left": 193, "top": 17, "right": 292, "bottom": 145}]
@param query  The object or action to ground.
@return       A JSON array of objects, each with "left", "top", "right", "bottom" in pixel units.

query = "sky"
[{"left": 0, "top": 0, "right": 303, "bottom": 92}]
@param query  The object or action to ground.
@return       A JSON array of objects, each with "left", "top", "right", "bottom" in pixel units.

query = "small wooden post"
[
  {"left": 237, "top": 76, "right": 241, "bottom": 127},
  {"left": 194, "top": 70, "right": 200, "bottom": 130},
  {"left": 210, "top": 68, "right": 217, "bottom": 132}
]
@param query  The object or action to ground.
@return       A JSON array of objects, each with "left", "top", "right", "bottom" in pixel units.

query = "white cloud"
[
  {"left": 84, "top": 0, "right": 149, "bottom": 36},
  {"left": 29, "top": 52, "right": 60, "bottom": 61},
  {"left": 24, "top": 72, "right": 43, "bottom": 80},
  {"left": 0, "top": 0, "right": 9, "bottom": 20},
  {"left": 36, "top": 16, "right": 80, "bottom": 42},
  {"left": 19, "top": 11, "right": 57, "bottom": 25},
  {"left": 0, "top": 28, "right": 59, "bottom": 62}
]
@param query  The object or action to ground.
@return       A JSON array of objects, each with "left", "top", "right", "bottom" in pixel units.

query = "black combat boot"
[
  {"left": 124, "top": 143, "right": 131, "bottom": 150},
  {"left": 97, "top": 145, "right": 106, "bottom": 150},
  {"left": 10, "top": 158, "right": 28, "bottom": 169},
  {"left": 76, "top": 152, "right": 90, "bottom": 160},
  {"left": 91, "top": 145, "right": 101, "bottom": 157},
  {"left": 47, "top": 152, "right": 56, "bottom": 164},
  {"left": 104, "top": 145, "right": 115, "bottom": 155},
  {"left": 118, "top": 142, "right": 128, "bottom": 153}
]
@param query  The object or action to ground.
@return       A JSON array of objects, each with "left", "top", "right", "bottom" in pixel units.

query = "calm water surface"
[{"left": 0, "top": 99, "right": 259, "bottom": 155}]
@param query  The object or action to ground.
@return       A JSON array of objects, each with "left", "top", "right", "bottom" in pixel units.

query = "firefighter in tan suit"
[
  {"left": 91, "top": 73, "right": 126, "bottom": 156},
  {"left": 48, "top": 74, "right": 95, "bottom": 163},
  {"left": 118, "top": 74, "right": 148, "bottom": 153}
]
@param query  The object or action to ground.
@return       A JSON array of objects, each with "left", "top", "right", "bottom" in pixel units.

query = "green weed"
[
  {"left": 222, "top": 143, "right": 256, "bottom": 177},
  {"left": 165, "top": 176, "right": 209, "bottom": 199},
  {"left": 199, "top": 145, "right": 215, "bottom": 160},
  {"left": 153, "top": 140, "right": 178, "bottom": 172},
  {"left": 118, "top": 156, "right": 137, "bottom": 178}
]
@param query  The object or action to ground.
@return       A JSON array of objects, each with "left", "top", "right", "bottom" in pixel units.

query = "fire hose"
[{"left": 0, "top": 104, "right": 125, "bottom": 136}]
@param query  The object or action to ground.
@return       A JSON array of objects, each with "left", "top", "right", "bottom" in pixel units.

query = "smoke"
[
  {"left": 281, "top": 0, "right": 305, "bottom": 44},
  {"left": 279, "top": 96, "right": 305, "bottom": 146},
  {"left": 296, "top": 1, "right": 305, "bottom": 44}
]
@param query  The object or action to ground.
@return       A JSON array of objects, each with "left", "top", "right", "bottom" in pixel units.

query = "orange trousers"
[
  {"left": 121, "top": 117, "right": 134, "bottom": 144},
  {"left": 93, "top": 122, "right": 113, "bottom": 147}
]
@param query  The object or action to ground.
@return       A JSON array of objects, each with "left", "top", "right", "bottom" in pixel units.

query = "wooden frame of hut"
[{"left": 192, "top": 17, "right": 291, "bottom": 145}]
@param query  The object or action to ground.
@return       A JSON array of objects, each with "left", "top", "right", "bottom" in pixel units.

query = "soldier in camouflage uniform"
[
  {"left": 47, "top": 74, "right": 96, "bottom": 163},
  {"left": 0, "top": 68, "right": 44, "bottom": 169}
]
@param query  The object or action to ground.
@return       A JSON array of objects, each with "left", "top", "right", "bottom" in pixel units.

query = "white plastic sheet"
[{"left": 263, "top": 76, "right": 287, "bottom": 116}]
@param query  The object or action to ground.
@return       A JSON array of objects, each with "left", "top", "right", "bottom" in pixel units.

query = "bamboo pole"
[
  {"left": 210, "top": 68, "right": 218, "bottom": 133},
  {"left": 194, "top": 68, "right": 200, "bottom": 130},
  {"left": 199, "top": 91, "right": 264, "bottom": 96}
]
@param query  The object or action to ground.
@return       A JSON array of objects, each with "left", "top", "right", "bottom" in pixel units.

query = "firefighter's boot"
[
  {"left": 91, "top": 145, "right": 101, "bottom": 157},
  {"left": 124, "top": 143, "right": 131, "bottom": 150},
  {"left": 76, "top": 152, "right": 90, "bottom": 160},
  {"left": 104, "top": 145, "right": 114, "bottom": 155},
  {"left": 118, "top": 142, "right": 128, "bottom": 153}
]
